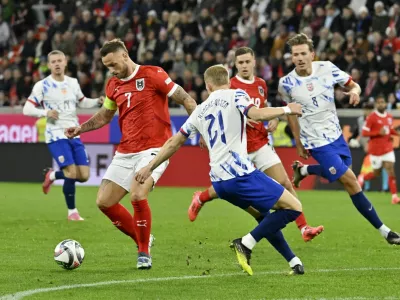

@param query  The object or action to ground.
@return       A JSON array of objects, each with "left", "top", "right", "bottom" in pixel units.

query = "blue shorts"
[
  {"left": 212, "top": 170, "right": 285, "bottom": 215},
  {"left": 309, "top": 135, "right": 352, "bottom": 182},
  {"left": 47, "top": 138, "right": 89, "bottom": 169}
]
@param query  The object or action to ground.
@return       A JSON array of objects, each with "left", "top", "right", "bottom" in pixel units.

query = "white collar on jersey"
[
  {"left": 235, "top": 75, "right": 255, "bottom": 84},
  {"left": 374, "top": 110, "right": 387, "bottom": 118},
  {"left": 120, "top": 65, "right": 140, "bottom": 81}
]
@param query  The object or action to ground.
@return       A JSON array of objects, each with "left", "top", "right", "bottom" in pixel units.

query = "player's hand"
[
  {"left": 266, "top": 118, "right": 279, "bottom": 132},
  {"left": 379, "top": 126, "right": 389, "bottom": 136},
  {"left": 246, "top": 119, "right": 259, "bottom": 128},
  {"left": 135, "top": 166, "right": 153, "bottom": 184},
  {"left": 65, "top": 126, "right": 82, "bottom": 139},
  {"left": 98, "top": 96, "right": 105, "bottom": 106},
  {"left": 287, "top": 103, "right": 302, "bottom": 116},
  {"left": 199, "top": 136, "right": 207, "bottom": 149},
  {"left": 47, "top": 109, "right": 59, "bottom": 120},
  {"left": 296, "top": 143, "right": 309, "bottom": 159},
  {"left": 344, "top": 91, "right": 360, "bottom": 107}
]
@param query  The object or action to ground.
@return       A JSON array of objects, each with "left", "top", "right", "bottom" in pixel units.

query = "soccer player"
[
  {"left": 189, "top": 47, "right": 323, "bottom": 242},
  {"left": 358, "top": 95, "right": 400, "bottom": 204},
  {"left": 65, "top": 39, "right": 197, "bottom": 269},
  {"left": 23, "top": 50, "right": 103, "bottom": 221},
  {"left": 135, "top": 65, "right": 306, "bottom": 275},
  {"left": 281, "top": 33, "right": 400, "bottom": 245}
]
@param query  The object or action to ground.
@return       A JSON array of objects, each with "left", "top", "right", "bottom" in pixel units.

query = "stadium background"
[{"left": 1, "top": 0, "right": 400, "bottom": 190}]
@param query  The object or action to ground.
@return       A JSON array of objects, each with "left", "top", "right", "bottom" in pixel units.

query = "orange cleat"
[
  {"left": 302, "top": 225, "right": 324, "bottom": 242},
  {"left": 42, "top": 168, "right": 54, "bottom": 195},
  {"left": 68, "top": 212, "right": 84, "bottom": 221},
  {"left": 188, "top": 191, "right": 203, "bottom": 222},
  {"left": 392, "top": 195, "right": 400, "bottom": 205}
]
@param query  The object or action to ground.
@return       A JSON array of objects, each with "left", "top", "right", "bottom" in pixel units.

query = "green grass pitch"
[{"left": 0, "top": 183, "right": 399, "bottom": 299}]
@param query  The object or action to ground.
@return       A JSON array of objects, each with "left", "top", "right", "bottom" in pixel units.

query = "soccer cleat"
[
  {"left": 230, "top": 238, "right": 253, "bottom": 276},
  {"left": 188, "top": 191, "right": 203, "bottom": 222},
  {"left": 391, "top": 195, "right": 400, "bottom": 205},
  {"left": 289, "top": 264, "right": 305, "bottom": 275},
  {"left": 302, "top": 225, "right": 324, "bottom": 242},
  {"left": 68, "top": 212, "right": 84, "bottom": 221},
  {"left": 137, "top": 252, "right": 152, "bottom": 270},
  {"left": 149, "top": 234, "right": 155, "bottom": 255},
  {"left": 292, "top": 161, "right": 306, "bottom": 188},
  {"left": 357, "top": 174, "right": 365, "bottom": 188},
  {"left": 42, "top": 168, "right": 54, "bottom": 195},
  {"left": 386, "top": 231, "right": 400, "bottom": 245}
]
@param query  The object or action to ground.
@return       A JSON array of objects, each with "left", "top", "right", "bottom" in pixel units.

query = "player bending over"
[
  {"left": 65, "top": 39, "right": 197, "bottom": 269},
  {"left": 136, "top": 65, "right": 306, "bottom": 275},
  {"left": 358, "top": 94, "right": 400, "bottom": 204},
  {"left": 23, "top": 50, "right": 103, "bottom": 221},
  {"left": 281, "top": 33, "right": 400, "bottom": 245},
  {"left": 189, "top": 47, "right": 323, "bottom": 242}
]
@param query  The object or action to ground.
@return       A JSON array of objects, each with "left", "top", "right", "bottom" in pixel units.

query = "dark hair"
[
  {"left": 100, "top": 39, "right": 128, "bottom": 57},
  {"left": 376, "top": 94, "right": 387, "bottom": 102},
  {"left": 287, "top": 33, "right": 314, "bottom": 52},
  {"left": 234, "top": 47, "right": 255, "bottom": 59}
]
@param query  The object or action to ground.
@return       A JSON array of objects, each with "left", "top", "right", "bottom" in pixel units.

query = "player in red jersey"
[
  {"left": 358, "top": 95, "right": 400, "bottom": 204},
  {"left": 189, "top": 47, "right": 324, "bottom": 242},
  {"left": 65, "top": 39, "right": 196, "bottom": 269}
]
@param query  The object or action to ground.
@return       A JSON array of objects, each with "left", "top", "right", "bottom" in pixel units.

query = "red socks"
[
  {"left": 100, "top": 203, "right": 137, "bottom": 244},
  {"left": 295, "top": 212, "right": 308, "bottom": 231},
  {"left": 199, "top": 189, "right": 212, "bottom": 203},
  {"left": 364, "top": 172, "right": 375, "bottom": 181},
  {"left": 132, "top": 199, "right": 152, "bottom": 255},
  {"left": 389, "top": 176, "right": 398, "bottom": 195}
]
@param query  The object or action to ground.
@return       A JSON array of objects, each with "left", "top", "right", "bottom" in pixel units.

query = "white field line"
[{"left": 1, "top": 267, "right": 399, "bottom": 300}]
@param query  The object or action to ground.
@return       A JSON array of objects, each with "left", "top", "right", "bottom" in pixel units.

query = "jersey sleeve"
[
  {"left": 73, "top": 78, "right": 85, "bottom": 102},
  {"left": 180, "top": 108, "right": 199, "bottom": 138},
  {"left": 27, "top": 82, "right": 44, "bottom": 107},
  {"left": 104, "top": 79, "right": 118, "bottom": 110},
  {"left": 278, "top": 77, "right": 292, "bottom": 104},
  {"left": 234, "top": 89, "right": 255, "bottom": 117},
  {"left": 362, "top": 115, "right": 380, "bottom": 137},
  {"left": 329, "top": 62, "right": 352, "bottom": 87},
  {"left": 152, "top": 67, "right": 178, "bottom": 97}
]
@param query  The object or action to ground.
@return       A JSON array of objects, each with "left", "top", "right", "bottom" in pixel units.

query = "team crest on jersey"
[
  {"left": 61, "top": 88, "right": 67, "bottom": 95},
  {"left": 58, "top": 156, "right": 65, "bottom": 163},
  {"left": 258, "top": 86, "right": 264, "bottom": 96},
  {"left": 329, "top": 166, "right": 336, "bottom": 175},
  {"left": 136, "top": 78, "right": 145, "bottom": 91},
  {"left": 306, "top": 82, "right": 314, "bottom": 91}
]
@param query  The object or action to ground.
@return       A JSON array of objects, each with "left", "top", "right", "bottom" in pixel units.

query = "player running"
[
  {"left": 281, "top": 33, "right": 400, "bottom": 245},
  {"left": 189, "top": 47, "right": 323, "bottom": 242},
  {"left": 65, "top": 39, "right": 197, "bottom": 269},
  {"left": 358, "top": 94, "right": 400, "bottom": 204},
  {"left": 23, "top": 50, "right": 103, "bottom": 221},
  {"left": 136, "top": 65, "right": 306, "bottom": 275}
]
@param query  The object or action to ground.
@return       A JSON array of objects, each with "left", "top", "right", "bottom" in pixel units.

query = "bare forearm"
[
  {"left": 149, "top": 136, "right": 183, "bottom": 171},
  {"left": 170, "top": 86, "right": 197, "bottom": 115},
  {"left": 80, "top": 107, "right": 116, "bottom": 133},
  {"left": 248, "top": 107, "right": 288, "bottom": 121},
  {"left": 287, "top": 115, "right": 301, "bottom": 143}
]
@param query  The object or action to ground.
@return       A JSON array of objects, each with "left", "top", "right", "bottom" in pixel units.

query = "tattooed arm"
[
  {"left": 65, "top": 107, "right": 116, "bottom": 138},
  {"left": 169, "top": 85, "right": 197, "bottom": 115}
]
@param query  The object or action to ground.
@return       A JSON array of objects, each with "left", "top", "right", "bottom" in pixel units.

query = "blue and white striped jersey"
[
  {"left": 278, "top": 61, "right": 351, "bottom": 149},
  {"left": 180, "top": 89, "right": 256, "bottom": 182}
]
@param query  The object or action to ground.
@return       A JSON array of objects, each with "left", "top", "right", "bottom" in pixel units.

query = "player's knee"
[
  {"left": 77, "top": 173, "right": 89, "bottom": 182},
  {"left": 63, "top": 167, "right": 77, "bottom": 179},
  {"left": 281, "top": 178, "right": 293, "bottom": 191},
  {"left": 130, "top": 189, "right": 149, "bottom": 201},
  {"left": 96, "top": 195, "right": 110, "bottom": 210}
]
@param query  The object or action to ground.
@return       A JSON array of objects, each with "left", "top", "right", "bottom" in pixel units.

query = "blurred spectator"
[
  {"left": 184, "top": 53, "right": 198, "bottom": 75},
  {"left": 383, "top": 27, "right": 400, "bottom": 52},
  {"left": 371, "top": 70, "right": 394, "bottom": 99},
  {"left": 357, "top": 6, "right": 372, "bottom": 35},
  {"left": 137, "top": 30, "right": 157, "bottom": 63},
  {"left": 372, "top": 1, "right": 390, "bottom": 35},
  {"left": 160, "top": 51, "right": 173, "bottom": 73},
  {"left": 254, "top": 27, "right": 273, "bottom": 58}
]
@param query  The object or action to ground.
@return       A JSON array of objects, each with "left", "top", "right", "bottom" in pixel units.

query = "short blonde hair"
[
  {"left": 204, "top": 65, "right": 229, "bottom": 87},
  {"left": 47, "top": 50, "right": 65, "bottom": 60}
]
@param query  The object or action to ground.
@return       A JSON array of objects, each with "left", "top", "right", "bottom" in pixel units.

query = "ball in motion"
[{"left": 54, "top": 239, "right": 85, "bottom": 270}]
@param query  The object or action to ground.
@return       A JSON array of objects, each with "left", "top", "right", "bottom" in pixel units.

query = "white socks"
[
  {"left": 300, "top": 165, "right": 309, "bottom": 176},
  {"left": 289, "top": 256, "right": 302, "bottom": 268},
  {"left": 68, "top": 208, "right": 78, "bottom": 216},
  {"left": 379, "top": 224, "right": 391, "bottom": 238},
  {"left": 241, "top": 233, "right": 257, "bottom": 250},
  {"left": 49, "top": 171, "right": 56, "bottom": 181}
]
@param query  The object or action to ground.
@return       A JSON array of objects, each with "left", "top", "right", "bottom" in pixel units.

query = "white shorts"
[
  {"left": 248, "top": 143, "right": 281, "bottom": 172},
  {"left": 370, "top": 151, "right": 396, "bottom": 170},
  {"left": 103, "top": 148, "right": 169, "bottom": 192}
]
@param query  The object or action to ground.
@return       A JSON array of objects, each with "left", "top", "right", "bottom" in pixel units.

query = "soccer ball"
[{"left": 54, "top": 239, "right": 85, "bottom": 270}]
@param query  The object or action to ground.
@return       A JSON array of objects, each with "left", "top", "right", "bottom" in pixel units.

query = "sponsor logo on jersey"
[
  {"left": 258, "top": 86, "right": 264, "bottom": 96},
  {"left": 329, "top": 166, "right": 336, "bottom": 175},
  {"left": 136, "top": 78, "right": 145, "bottom": 91},
  {"left": 306, "top": 82, "right": 314, "bottom": 91}
]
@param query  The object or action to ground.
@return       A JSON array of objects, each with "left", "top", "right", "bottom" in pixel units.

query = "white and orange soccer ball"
[{"left": 54, "top": 239, "right": 85, "bottom": 270}]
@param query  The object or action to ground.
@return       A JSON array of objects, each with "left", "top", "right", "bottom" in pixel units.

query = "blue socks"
[
  {"left": 264, "top": 230, "right": 296, "bottom": 262},
  {"left": 55, "top": 171, "right": 66, "bottom": 180},
  {"left": 63, "top": 179, "right": 76, "bottom": 209},
  {"left": 350, "top": 191, "right": 383, "bottom": 229},
  {"left": 307, "top": 165, "right": 323, "bottom": 176}
]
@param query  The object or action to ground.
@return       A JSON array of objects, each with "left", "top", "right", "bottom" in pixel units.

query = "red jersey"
[
  {"left": 106, "top": 65, "right": 177, "bottom": 153},
  {"left": 362, "top": 111, "right": 398, "bottom": 156},
  {"left": 230, "top": 75, "right": 268, "bottom": 153}
]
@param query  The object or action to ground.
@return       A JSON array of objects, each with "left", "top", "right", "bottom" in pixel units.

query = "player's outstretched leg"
[
  {"left": 292, "top": 161, "right": 324, "bottom": 188},
  {"left": 42, "top": 168, "right": 67, "bottom": 194},
  {"left": 64, "top": 179, "right": 83, "bottom": 221},
  {"left": 340, "top": 169, "right": 400, "bottom": 245},
  {"left": 188, "top": 187, "right": 217, "bottom": 221}
]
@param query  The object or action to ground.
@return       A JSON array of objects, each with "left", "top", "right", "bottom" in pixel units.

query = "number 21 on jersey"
[{"left": 205, "top": 110, "right": 226, "bottom": 148}]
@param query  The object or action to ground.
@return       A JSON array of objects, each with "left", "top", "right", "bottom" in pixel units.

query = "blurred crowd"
[{"left": 0, "top": 0, "right": 399, "bottom": 109}]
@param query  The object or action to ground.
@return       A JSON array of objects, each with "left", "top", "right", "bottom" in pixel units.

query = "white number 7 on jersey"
[{"left": 125, "top": 92, "right": 132, "bottom": 107}]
